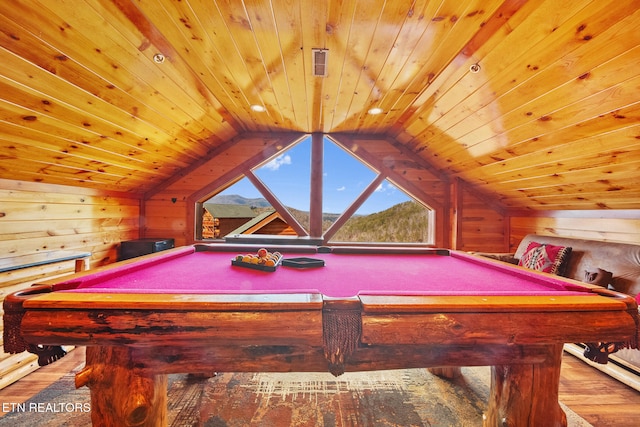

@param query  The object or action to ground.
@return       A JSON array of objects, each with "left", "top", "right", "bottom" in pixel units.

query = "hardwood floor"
[
  {"left": 1, "top": 349, "right": 639, "bottom": 425},
  {"left": 559, "top": 352, "right": 640, "bottom": 426}
]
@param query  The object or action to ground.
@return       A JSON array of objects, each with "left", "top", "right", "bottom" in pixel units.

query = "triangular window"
[{"left": 198, "top": 135, "right": 434, "bottom": 244}]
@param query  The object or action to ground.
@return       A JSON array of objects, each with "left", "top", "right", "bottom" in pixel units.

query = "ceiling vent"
[{"left": 312, "top": 48, "right": 328, "bottom": 77}]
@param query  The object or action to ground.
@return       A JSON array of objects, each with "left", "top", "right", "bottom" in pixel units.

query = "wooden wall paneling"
[
  {"left": 0, "top": 261, "right": 81, "bottom": 295},
  {"left": 0, "top": 351, "right": 38, "bottom": 390},
  {"left": 142, "top": 198, "right": 189, "bottom": 247},
  {"left": 449, "top": 178, "right": 461, "bottom": 250},
  {"left": 0, "top": 179, "right": 141, "bottom": 265},
  {"left": 0, "top": 178, "right": 139, "bottom": 388},
  {"left": 509, "top": 211, "right": 640, "bottom": 249},
  {"left": 449, "top": 178, "right": 507, "bottom": 252}
]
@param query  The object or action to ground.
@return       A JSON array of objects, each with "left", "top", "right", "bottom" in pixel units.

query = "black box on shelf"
[{"left": 119, "top": 238, "right": 175, "bottom": 261}]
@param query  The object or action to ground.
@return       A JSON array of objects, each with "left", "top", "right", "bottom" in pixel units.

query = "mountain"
[
  {"left": 208, "top": 195, "right": 429, "bottom": 242},
  {"left": 208, "top": 194, "right": 272, "bottom": 208},
  {"left": 331, "top": 201, "right": 430, "bottom": 243}
]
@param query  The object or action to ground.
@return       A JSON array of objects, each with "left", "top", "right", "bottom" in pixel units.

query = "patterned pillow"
[{"left": 518, "top": 242, "right": 572, "bottom": 276}]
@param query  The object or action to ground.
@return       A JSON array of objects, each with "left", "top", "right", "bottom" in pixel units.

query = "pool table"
[{"left": 4, "top": 244, "right": 638, "bottom": 427}]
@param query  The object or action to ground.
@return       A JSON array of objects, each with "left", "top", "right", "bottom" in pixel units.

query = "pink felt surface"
[{"left": 57, "top": 247, "right": 591, "bottom": 298}]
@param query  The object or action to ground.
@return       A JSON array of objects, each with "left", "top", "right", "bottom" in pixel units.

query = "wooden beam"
[
  {"left": 309, "top": 133, "right": 324, "bottom": 237},
  {"left": 245, "top": 171, "right": 308, "bottom": 237},
  {"left": 323, "top": 174, "right": 386, "bottom": 243}
]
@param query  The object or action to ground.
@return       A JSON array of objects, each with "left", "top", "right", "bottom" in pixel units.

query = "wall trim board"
[
  {"left": 508, "top": 209, "right": 640, "bottom": 219},
  {"left": 0, "top": 178, "right": 142, "bottom": 200}
]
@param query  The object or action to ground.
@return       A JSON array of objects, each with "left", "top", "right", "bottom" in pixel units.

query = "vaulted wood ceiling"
[{"left": 0, "top": 0, "right": 638, "bottom": 210}]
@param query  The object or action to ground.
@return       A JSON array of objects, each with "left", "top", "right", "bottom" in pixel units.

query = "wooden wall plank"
[
  {"left": 509, "top": 213, "right": 640, "bottom": 248},
  {"left": 0, "top": 179, "right": 141, "bottom": 265}
]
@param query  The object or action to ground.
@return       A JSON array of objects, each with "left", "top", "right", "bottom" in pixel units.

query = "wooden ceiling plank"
[
  {"left": 355, "top": 0, "right": 446, "bottom": 134},
  {"left": 0, "top": 136, "right": 164, "bottom": 184},
  {"left": 268, "top": 0, "right": 309, "bottom": 132},
  {"left": 478, "top": 133, "right": 640, "bottom": 185},
  {"left": 0, "top": 1, "right": 225, "bottom": 156},
  {"left": 327, "top": 0, "right": 404, "bottom": 132},
  {"left": 0, "top": 136, "right": 171, "bottom": 186},
  {"left": 509, "top": 157, "right": 640, "bottom": 184},
  {"left": 195, "top": 0, "right": 282, "bottom": 132},
  {"left": 87, "top": 0, "right": 238, "bottom": 139},
  {"left": 423, "top": 0, "right": 600, "bottom": 137},
  {"left": 0, "top": 0, "right": 637, "bottom": 208},
  {"left": 444, "top": 102, "right": 640, "bottom": 175},
  {"left": 504, "top": 191, "right": 640, "bottom": 210},
  {"left": 437, "top": 0, "right": 634, "bottom": 140},
  {"left": 129, "top": 0, "right": 250, "bottom": 134},
  {"left": 180, "top": 0, "right": 247, "bottom": 111},
  {"left": 190, "top": 0, "right": 308, "bottom": 133},
  {"left": 491, "top": 149, "right": 640, "bottom": 188},
  {"left": 0, "top": 42, "right": 210, "bottom": 166},
  {"left": 502, "top": 185, "right": 640, "bottom": 204},
  {"left": 0, "top": 159, "right": 146, "bottom": 192},
  {"left": 447, "top": 16, "right": 640, "bottom": 151},
  {"left": 413, "top": 2, "right": 640, "bottom": 177},
  {"left": 430, "top": 74, "right": 640, "bottom": 178},
  {"left": 461, "top": 74, "right": 640, "bottom": 162},
  {"left": 362, "top": 0, "right": 503, "bottom": 135},
  {"left": 0, "top": 97, "right": 186, "bottom": 177},
  {"left": 0, "top": 55, "right": 216, "bottom": 180},
  {"left": 0, "top": 74, "right": 194, "bottom": 170},
  {"left": 400, "top": 0, "right": 597, "bottom": 152},
  {"left": 390, "top": 0, "right": 530, "bottom": 142},
  {"left": 318, "top": 0, "right": 360, "bottom": 133},
  {"left": 242, "top": 0, "right": 301, "bottom": 131},
  {"left": 300, "top": 0, "right": 332, "bottom": 133}
]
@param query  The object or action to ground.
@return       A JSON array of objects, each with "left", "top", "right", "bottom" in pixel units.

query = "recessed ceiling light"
[
  {"left": 153, "top": 53, "right": 165, "bottom": 64},
  {"left": 250, "top": 104, "right": 266, "bottom": 112},
  {"left": 368, "top": 107, "right": 383, "bottom": 115}
]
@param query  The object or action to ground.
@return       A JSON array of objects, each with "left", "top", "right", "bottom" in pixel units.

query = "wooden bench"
[{"left": 0, "top": 250, "right": 90, "bottom": 389}]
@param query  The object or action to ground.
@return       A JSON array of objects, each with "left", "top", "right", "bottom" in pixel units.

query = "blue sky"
[{"left": 217, "top": 136, "right": 411, "bottom": 215}]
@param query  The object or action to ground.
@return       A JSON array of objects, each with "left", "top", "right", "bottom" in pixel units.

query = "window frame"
[{"left": 194, "top": 134, "right": 436, "bottom": 246}]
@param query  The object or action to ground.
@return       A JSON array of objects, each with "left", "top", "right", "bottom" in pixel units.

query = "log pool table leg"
[
  {"left": 484, "top": 343, "right": 567, "bottom": 427},
  {"left": 76, "top": 347, "right": 167, "bottom": 427},
  {"left": 427, "top": 366, "right": 462, "bottom": 378}
]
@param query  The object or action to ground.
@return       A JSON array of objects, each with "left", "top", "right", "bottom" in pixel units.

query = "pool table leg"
[
  {"left": 427, "top": 366, "right": 462, "bottom": 379},
  {"left": 77, "top": 347, "right": 167, "bottom": 427},
  {"left": 484, "top": 344, "right": 567, "bottom": 427}
]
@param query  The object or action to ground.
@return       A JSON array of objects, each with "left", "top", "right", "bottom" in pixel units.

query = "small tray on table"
[{"left": 281, "top": 257, "right": 325, "bottom": 269}]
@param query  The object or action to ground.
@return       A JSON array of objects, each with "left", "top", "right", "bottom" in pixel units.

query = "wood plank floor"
[{"left": 1, "top": 349, "right": 639, "bottom": 425}]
